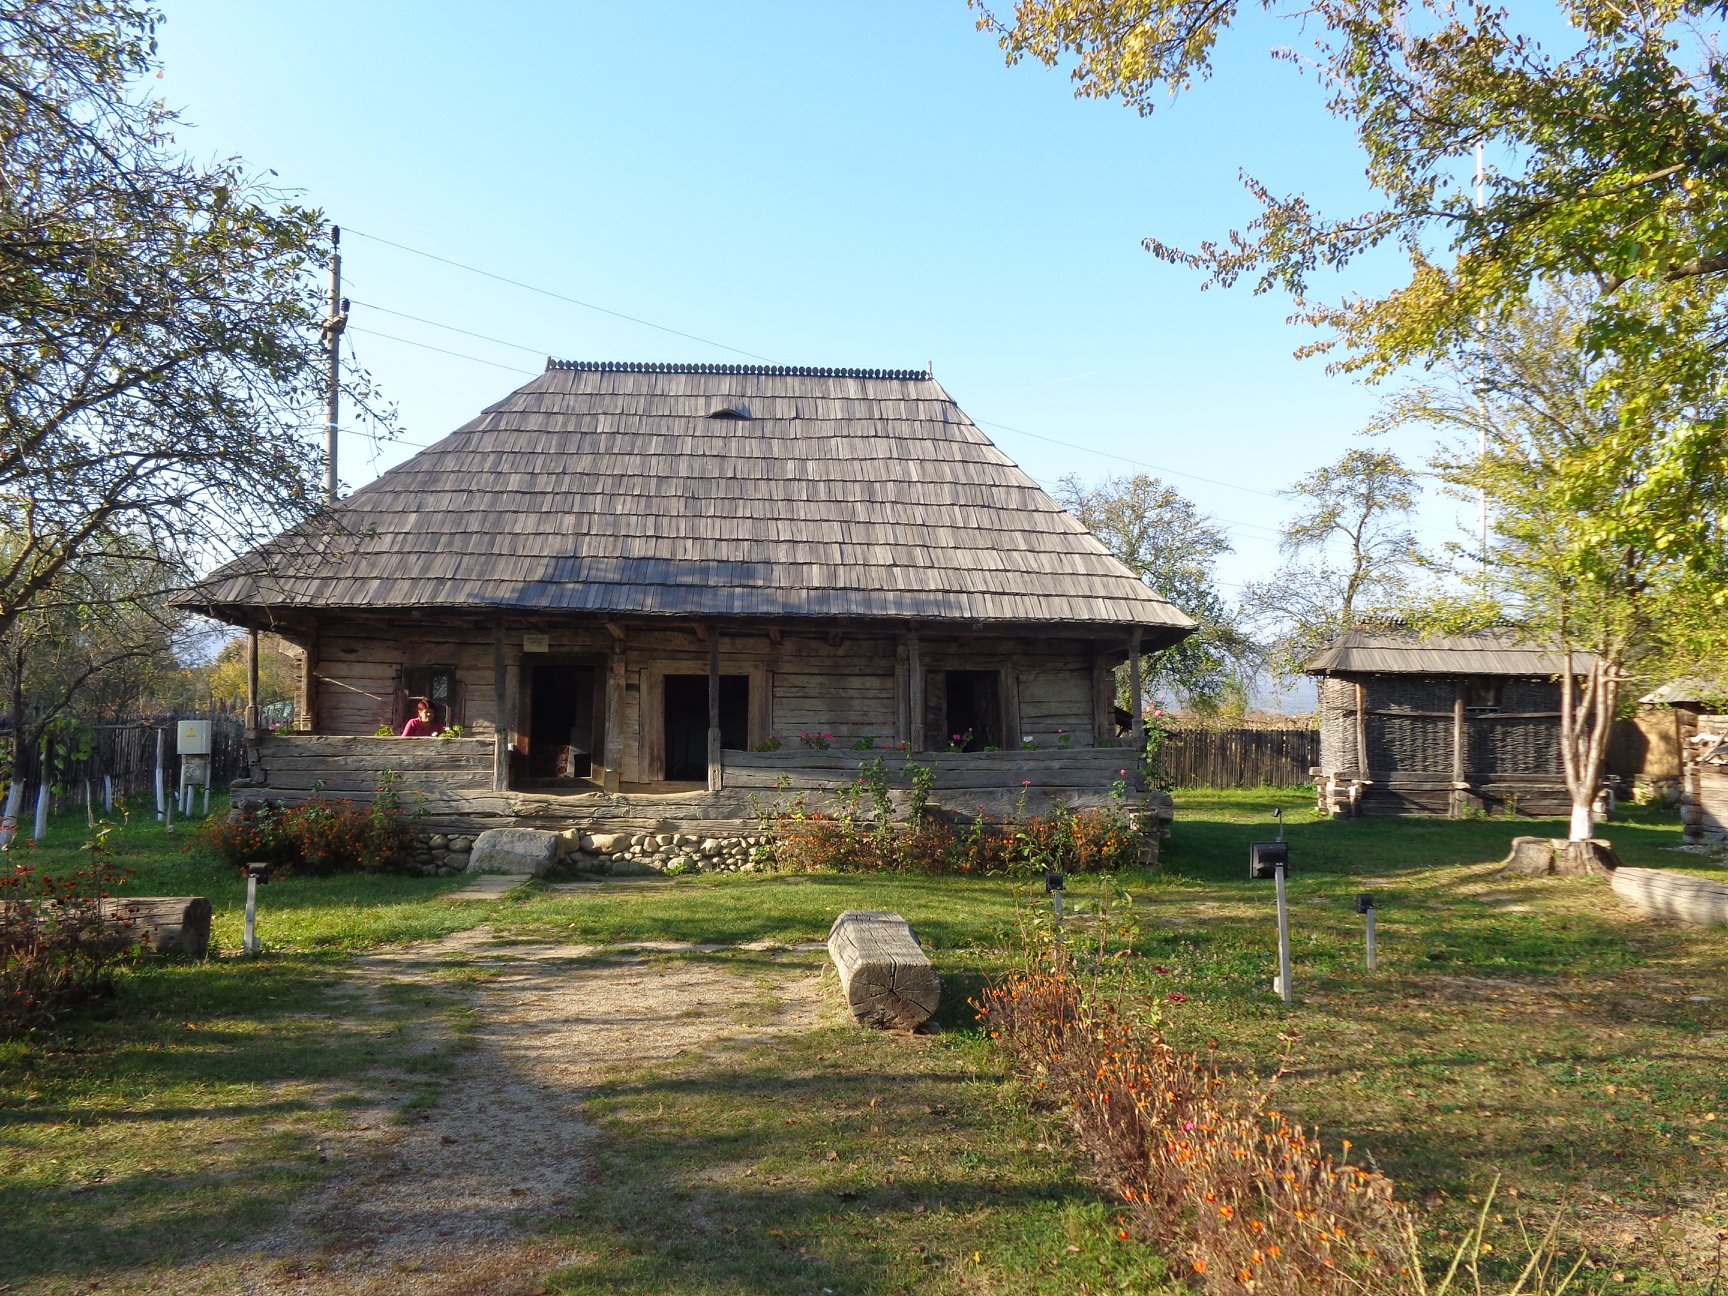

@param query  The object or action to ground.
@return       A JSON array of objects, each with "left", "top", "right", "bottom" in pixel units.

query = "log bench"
[
  {"left": 827, "top": 910, "right": 940, "bottom": 1031},
  {"left": 1610, "top": 867, "right": 1728, "bottom": 927},
  {"left": 40, "top": 896, "right": 212, "bottom": 956}
]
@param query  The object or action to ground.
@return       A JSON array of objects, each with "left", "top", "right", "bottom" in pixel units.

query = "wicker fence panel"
[{"left": 1157, "top": 721, "right": 1320, "bottom": 789}]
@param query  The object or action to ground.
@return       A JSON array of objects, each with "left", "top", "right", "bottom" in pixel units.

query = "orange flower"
[{"left": 1192, "top": 1259, "right": 1207, "bottom": 1274}]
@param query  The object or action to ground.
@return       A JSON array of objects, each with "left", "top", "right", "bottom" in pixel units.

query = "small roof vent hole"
[{"left": 708, "top": 404, "right": 751, "bottom": 420}]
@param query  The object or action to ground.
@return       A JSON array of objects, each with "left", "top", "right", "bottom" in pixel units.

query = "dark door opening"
[
  {"left": 943, "top": 670, "right": 1001, "bottom": 752},
  {"left": 663, "top": 674, "right": 748, "bottom": 781},
  {"left": 528, "top": 665, "right": 597, "bottom": 781}
]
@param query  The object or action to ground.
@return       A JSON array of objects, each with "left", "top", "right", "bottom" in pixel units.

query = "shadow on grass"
[
  {"left": 542, "top": 1029, "right": 1162, "bottom": 1296},
  {"left": 0, "top": 954, "right": 435, "bottom": 1287}
]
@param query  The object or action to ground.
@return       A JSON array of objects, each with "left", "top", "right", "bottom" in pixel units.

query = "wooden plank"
[{"left": 827, "top": 910, "right": 940, "bottom": 1031}]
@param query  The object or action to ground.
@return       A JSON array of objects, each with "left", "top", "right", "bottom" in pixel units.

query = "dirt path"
[{"left": 218, "top": 926, "right": 831, "bottom": 1296}]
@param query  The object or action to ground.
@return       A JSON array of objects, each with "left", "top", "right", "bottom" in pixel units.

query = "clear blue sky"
[{"left": 156, "top": 0, "right": 1473, "bottom": 610}]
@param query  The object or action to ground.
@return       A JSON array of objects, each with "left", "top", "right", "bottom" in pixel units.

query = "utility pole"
[
  {"left": 322, "top": 225, "right": 348, "bottom": 504},
  {"left": 1474, "top": 143, "right": 1489, "bottom": 563}
]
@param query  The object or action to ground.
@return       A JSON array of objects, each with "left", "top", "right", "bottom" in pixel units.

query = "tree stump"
[
  {"left": 1498, "top": 837, "right": 1620, "bottom": 878},
  {"left": 827, "top": 910, "right": 940, "bottom": 1031}
]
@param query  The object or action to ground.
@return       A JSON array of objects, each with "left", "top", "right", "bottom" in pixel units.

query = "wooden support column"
[
  {"left": 907, "top": 629, "right": 925, "bottom": 752},
  {"left": 1451, "top": 679, "right": 1468, "bottom": 817},
  {"left": 706, "top": 626, "right": 722, "bottom": 792},
  {"left": 1354, "top": 681, "right": 1370, "bottom": 781},
  {"left": 1092, "top": 649, "right": 1114, "bottom": 747},
  {"left": 492, "top": 620, "right": 508, "bottom": 793},
  {"left": 244, "top": 630, "right": 260, "bottom": 736},
  {"left": 297, "top": 621, "right": 319, "bottom": 733},
  {"left": 603, "top": 644, "right": 625, "bottom": 793},
  {"left": 1128, "top": 628, "right": 1145, "bottom": 750}
]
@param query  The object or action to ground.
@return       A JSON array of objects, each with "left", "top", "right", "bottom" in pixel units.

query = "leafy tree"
[
  {"left": 974, "top": 2, "right": 1728, "bottom": 587},
  {"left": 1240, "top": 449, "right": 1425, "bottom": 679},
  {"left": 0, "top": 546, "right": 184, "bottom": 798},
  {"left": 205, "top": 632, "right": 299, "bottom": 710},
  {"left": 1402, "top": 286, "right": 1722, "bottom": 840},
  {"left": 0, "top": 1, "right": 383, "bottom": 645},
  {"left": 1058, "top": 472, "right": 1255, "bottom": 711}
]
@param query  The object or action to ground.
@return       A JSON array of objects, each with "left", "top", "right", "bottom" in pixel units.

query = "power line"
[
  {"left": 975, "top": 415, "right": 1286, "bottom": 501},
  {"left": 349, "top": 325, "right": 540, "bottom": 376},
  {"left": 344, "top": 227, "right": 776, "bottom": 362},
  {"left": 349, "top": 299, "right": 548, "bottom": 357}
]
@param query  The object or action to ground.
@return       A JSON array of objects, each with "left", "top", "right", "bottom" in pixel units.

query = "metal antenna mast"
[{"left": 322, "top": 225, "right": 348, "bottom": 504}]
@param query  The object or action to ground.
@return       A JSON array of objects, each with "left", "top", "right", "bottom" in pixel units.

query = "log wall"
[{"left": 306, "top": 619, "right": 1110, "bottom": 786}]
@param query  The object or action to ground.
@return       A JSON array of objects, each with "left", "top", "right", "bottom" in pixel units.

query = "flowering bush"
[
  {"left": 0, "top": 827, "right": 136, "bottom": 1037},
  {"left": 194, "top": 776, "right": 415, "bottom": 876},
  {"left": 978, "top": 948, "right": 1420, "bottom": 1295}
]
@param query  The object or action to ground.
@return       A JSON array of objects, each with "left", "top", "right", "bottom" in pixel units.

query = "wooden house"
[
  {"left": 1641, "top": 679, "right": 1728, "bottom": 843},
  {"left": 183, "top": 361, "right": 1195, "bottom": 837},
  {"left": 1306, "top": 629, "right": 1585, "bottom": 818}
]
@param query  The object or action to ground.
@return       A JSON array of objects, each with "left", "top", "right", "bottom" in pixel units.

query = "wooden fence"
[
  {"left": 1155, "top": 720, "right": 1319, "bottom": 789},
  {"left": 2, "top": 711, "right": 248, "bottom": 808}
]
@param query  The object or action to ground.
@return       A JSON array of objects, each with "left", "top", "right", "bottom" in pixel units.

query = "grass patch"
[
  {"left": 545, "top": 1013, "right": 1178, "bottom": 1295},
  {"left": 1, "top": 788, "right": 1723, "bottom": 1292}
]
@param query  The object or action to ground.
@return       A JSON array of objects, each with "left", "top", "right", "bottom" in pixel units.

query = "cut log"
[
  {"left": 98, "top": 897, "right": 213, "bottom": 957},
  {"left": 827, "top": 910, "right": 940, "bottom": 1031},
  {"left": 1611, "top": 867, "right": 1728, "bottom": 926},
  {"left": 1498, "top": 836, "right": 1619, "bottom": 877}
]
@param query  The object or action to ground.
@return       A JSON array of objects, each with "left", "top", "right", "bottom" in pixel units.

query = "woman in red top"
[{"left": 400, "top": 698, "right": 442, "bottom": 737}]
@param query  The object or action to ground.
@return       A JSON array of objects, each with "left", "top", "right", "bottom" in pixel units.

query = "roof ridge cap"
[{"left": 544, "top": 359, "right": 935, "bottom": 381}]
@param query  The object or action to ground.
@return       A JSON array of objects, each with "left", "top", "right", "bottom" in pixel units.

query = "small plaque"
[{"left": 523, "top": 634, "right": 550, "bottom": 653}]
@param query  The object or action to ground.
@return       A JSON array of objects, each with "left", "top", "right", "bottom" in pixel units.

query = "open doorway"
[
  {"left": 528, "top": 664, "right": 598, "bottom": 782},
  {"left": 663, "top": 674, "right": 748, "bottom": 781},
  {"left": 943, "top": 670, "right": 1001, "bottom": 752}
]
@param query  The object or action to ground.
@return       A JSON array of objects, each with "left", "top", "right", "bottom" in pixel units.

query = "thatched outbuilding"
[
  {"left": 182, "top": 361, "right": 1195, "bottom": 837},
  {"left": 1306, "top": 629, "right": 1587, "bottom": 818}
]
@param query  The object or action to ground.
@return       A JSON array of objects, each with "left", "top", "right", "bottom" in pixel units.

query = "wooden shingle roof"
[
  {"left": 186, "top": 362, "right": 1197, "bottom": 641},
  {"left": 1305, "top": 629, "right": 1588, "bottom": 677}
]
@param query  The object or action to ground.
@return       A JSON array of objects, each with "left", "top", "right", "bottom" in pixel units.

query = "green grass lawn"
[{"left": 1, "top": 790, "right": 1724, "bottom": 1293}]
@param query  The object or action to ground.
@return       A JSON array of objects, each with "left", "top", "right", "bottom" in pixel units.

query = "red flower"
[{"left": 1167, "top": 992, "right": 1188, "bottom": 1004}]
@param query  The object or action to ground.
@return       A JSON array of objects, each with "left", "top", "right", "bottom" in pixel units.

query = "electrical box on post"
[
  {"left": 1249, "top": 840, "right": 1289, "bottom": 880},
  {"left": 177, "top": 720, "right": 211, "bottom": 756}
]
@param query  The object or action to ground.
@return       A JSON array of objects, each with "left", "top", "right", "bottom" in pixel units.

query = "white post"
[
  {"left": 164, "top": 780, "right": 174, "bottom": 834},
  {"left": 1273, "top": 862, "right": 1293, "bottom": 1004},
  {"left": 1365, "top": 905, "right": 1378, "bottom": 973},
  {"left": 154, "top": 728, "right": 165, "bottom": 820},
  {"left": 103, "top": 774, "right": 113, "bottom": 812},
  {"left": 244, "top": 874, "right": 260, "bottom": 955},
  {"left": 84, "top": 780, "right": 93, "bottom": 827},
  {"left": 33, "top": 782, "right": 49, "bottom": 842},
  {"left": 1, "top": 778, "right": 22, "bottom": 849}
]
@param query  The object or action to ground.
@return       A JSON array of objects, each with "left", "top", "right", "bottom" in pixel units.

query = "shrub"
[
  {"left": 767, "top": 803, "right": 1144, "bottom": 875},
  {"left": 193, "top": 776, "right": 415, "bottom": 875},
  {"left": 978, "top": 930, "right": 1419, "bottom": 1295},
  {"left": 0, "top": 828, "right": 137, "bottom": 1038}
]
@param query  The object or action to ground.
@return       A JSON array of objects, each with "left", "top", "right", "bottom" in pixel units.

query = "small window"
[
  {"left": 1466, "top": 679, "right": 1504, "bottom": 711},
  {"left": 399, "top": 664, "right": 462, "bottom": 730},
  {"left": 707, "top": 405, "right": 750, "bottom": 420}
]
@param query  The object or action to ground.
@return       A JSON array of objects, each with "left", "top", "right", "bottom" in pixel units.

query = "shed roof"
[
  {"left": 1639, "top": 677, "right": 1728, "bottom": 706},
  {"left": 1305, "top": 629, "right": 1587, "bottom": 677},
  {"left": 184, "top": 362, "right": 1196, "bottom": 642}
]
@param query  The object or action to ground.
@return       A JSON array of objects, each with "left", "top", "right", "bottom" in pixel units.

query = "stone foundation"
[{"left": 556, "top": 829, "right": 772, "bottom": 875}]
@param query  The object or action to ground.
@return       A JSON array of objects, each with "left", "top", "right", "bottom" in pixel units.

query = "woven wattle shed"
[
  {"left": 186, "top": 362, "right": 1193, "bottom": 641},
  {"left": 1307, "top": 630, "right": 1583, "bottom": 818}
]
